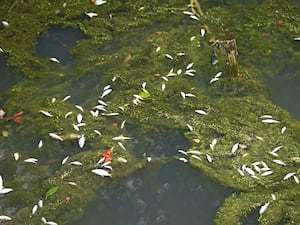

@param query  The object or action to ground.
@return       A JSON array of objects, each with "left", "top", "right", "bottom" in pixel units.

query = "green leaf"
[
  {"left": 139, "top": 91, "right": 150, "bottom": 99},
  {"left": 45, "top": 186, "right": 58, "bottom": 199}
]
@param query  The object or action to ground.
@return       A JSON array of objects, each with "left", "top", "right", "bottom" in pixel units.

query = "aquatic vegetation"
[{"left": 0, "top": 0, "right": 299, "bottom": 225}]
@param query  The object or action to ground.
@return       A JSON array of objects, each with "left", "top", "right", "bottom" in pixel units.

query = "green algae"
[{"left": 0, "top": 0, "right": 300, "bottom": 224}]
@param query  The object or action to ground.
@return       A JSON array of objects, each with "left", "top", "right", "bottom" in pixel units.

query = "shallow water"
[{"left": 0, "top": 1, "right": 299, "bottom": 225}]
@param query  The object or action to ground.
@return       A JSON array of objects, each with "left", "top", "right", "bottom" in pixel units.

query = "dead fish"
[
  {"left": 205, "top": 154, "right": 212, "bottom": 163},
  {"left": 261, "top": 171, "right": 273, "bottom": 176},
  {"left": 2, "top": 21, "right": 9, "bottom": 27},
  {"left": 186, "top": 124, "right": 193, "bottom": 131},
  {"left": 112, "top": 135, "right": 133, "bottom": 141},
  {"left": 0, "top": 175, "right": 13, "bottom": 194},
  {"left": 50, "top": 57, "right": 60, "bottom": 63},
  {"left": 64, "top": 111, "right": 73, "bottom": 118},
  {"left": 270, "top": 146, "right": 283, "bottom": 154},
  {"left": 231, "top": 143, "right": 239, "bottom": 154},
  {"left": 165, "top": 54, "right": 173, "bottom": 60},
  {"left": 85, "top": 12, "right": 98, "bottom": 18},
  {"left": 61, "top": 156, "right": 69, "bottom": 165},
  {"left": 40, "top": 110, "right": 53, "bottom": 117},
  {"left": 92, "top": 169, "right": 111, "bottom": 177},
  {"left": 273, "top": 159, "right": 286, "bottom": 166},
  {"left": 24, "top": 158, "right": 38, "bottom": 164},
  {"left": 186, "top": 62, "right": 194, "bottom": 70},
  {"left": 293, "top": 175, "right": 299, "bottom": 184},
  {"left": 98, "top": 99, "right": 108, "bottom": 106},
  {"left": 178, "top": 149, "right": 188, "bottom": 156},
  {"left": 156, "top": 46, "right": 161, "bottom": 52},
  {"left": 210, "top": 138, "right": 217, "bottom": 150},
  {"left": 0, "top": 215, "right": 11, "bottom": 221},
  {"left": 101, "top": 112, "right": 119, "bottom": 116},
  {"left": 32, "top": 204, "right": 38, "bottom": 214},
  {"left": 75, "top": 105, "right": 84, "bottom": 112},
  {"left": 49, "top": 133, "right": 64, "bottom": 141},
  {"left": 200, "top": 28, "right": 206, "bottom": 37},
  {"left": 283, "top": 172, "right": 296, "bottom": 180},
  {"left": 260, "top": 115, "right": 273, "bottom": 119},
  {"left": 78, "top": 135, "right": 85, "bottom": 148},
  {"left": 94, "top": 130, "right": 101, "bottom": 135},
  {"left": 262, "top": 119, "right": 280, "bottom": 123},
  {"left": 13, "top": 152, "right": 19, "bottom": 161},
  {"left": 178, "top": 157, "right": 188, "bottom": 163},
  {"left": 118, "top": 142, "right": 126, "bottom": 151},
  {"left": 77, "top": 114, "right": 83, "bottom": 123},
  {"left": 191, "top": 155, "right": 202, "bottom": 161},
  {"left": 70, "top": 161, "right": 82, "bottom": 166},
  {"left": 120, "top": 120, "right": 126, "bottom": 129},
  {"left": 195, "top": 109, "right": 207, "bottom": 115},
  {"left": 209, "top": 77, "right": 219, "bottom": 84},
  {"left": 38, "top": 140, "right": 43, "bottom": 149},
  {"left": 281, "top": 126, "right": 286, "bottom": 134},
  {"left": 259, "top": 202, "right": 270, "bottom": 215},
  {"left": 62, "top": 95, "right": 71, "bottom": 102}
]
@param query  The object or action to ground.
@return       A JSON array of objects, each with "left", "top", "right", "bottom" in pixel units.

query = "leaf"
[
  {"left": 139, "top": 91, "right": 150, "bottom": 99},
  {"left": 45, "top": 186, "right": 58, "bottom": 199}
]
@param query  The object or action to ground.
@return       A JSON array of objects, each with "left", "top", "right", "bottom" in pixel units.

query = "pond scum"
[{"left": 0, "top": 0, "right": 300, "bottom": 224}]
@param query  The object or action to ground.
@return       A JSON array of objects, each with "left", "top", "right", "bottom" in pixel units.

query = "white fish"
[
  {"left": 177, "top": 69, "right": 182, "bottom": 75},
  {"left": 161, "top": 76, "right": 169, "bottom": 81},
  {"left": 62, "top": 95, "right": 71, "bottom": 102},
  {"left": 178, "top": 149, "right": 188, "bottom": 156},
  {"left": 94, "top": 130, "right": 101, "bottom": 135},
  {"left": 133, "top": 94, "right": 144, "bottom": 101},
  {"left": 261, "top": 171, "right": 273, "bottom": 176},
  {"left": 101, "top": 112, "right": 119, "bottom": 116},
  {"left": 273, "top": 159, "right": 286, "bottom": 166},
  {"left": 259, "top": 202, "right": 270, "bottom": 215},
  {"left": 146, "top": 157, "right": 152, "bottom": 162},
  {"left": 184, "top": 71, "right": 195, "bottom": 76},
  {"left": 271, "top": 194, "right": 276, "bottom": 200},
  {"left": 206, "top": 154, "right": 212, "bottom": 163},
  {"left": 186, "top": 124, "right": 193, "bottom": 131},
  {"left": 49, "top": 133, "right": 64, "bottom": 141},
  {"left": 50, "top": 57, "right": 60, "bottom": 63},
  {"left": 64, "top": 111, "right": 73, "bottom": 118},
  {"left": 293, "top": 175, "right": 299, "bottom": 184},
  {"left": 38, "top": 140, "right": 43, "bottom": 149},
  {"left": 0, "top": 175, "right": 13, "bottom": 194},
  {"left": 293, "top": 37, "right": 300, "bottom": 41},
  {"left": 92, "top": 169, "right": 111, "bottom": 177},
  {"left": 120, "top": 120, "right": 127, "bottom": 129},
  {"left": 281, "top": 126, "right": 286, "bottom": 134},
  {"left": 77, "top": 114, "right": 83, "bottom": 123},
  {"left": 209, "top": 77, "right": 219, "bottom": 84},
  {"left": 210, "top": 139, "right": 217, "bottom": 150},
  {"left": 161, "top": 83, "right": 166, "bottom": 91},
  {"left": 271, "top": 146, "right": 283, "bottom": 154},
  {"left": 38, "top": 199, "right": 43, "bottom": 208},
  {"left": 178, "top": 157, "right": 188, "bottom": 163},
  {"left": 93, "top": 0, "right": 106, "bottom": 6},
  {"left": 200, "top": 28, "right": 206, "bottom": 37},
  {"left": 0, "top": 47, "right": 4, "bottom": 53},
  {"left": 90, "top": 110, "right": 99, "bottom": 117},
  {"left": 156, "top": 46, "right": 161, "bottom": 52},
  {"left": 255, "top": 136, "right": 264, "bottom": 141},
  {"left": 195, "top": 109, "right": 207, "bottom": 115},
  {"left": 103, "top": 85, "right": 111, "bottom": 91},
  {"left": 72, "top": 124, "right": 79, "bottom": 131},
  {"left": 112, "top": 135, "right": 133, "bottom": 141},
  {"left": 98, "top": 99, "right": 108, "bottom": 106},
  {"left": 183, "top": 11, "right": 194, "bottom": 15},
  {"left": 40, "top": 110, "right": 53, "bottom": 117},
  {"left": 190, "top": 15, "right": 200, "bottom": 21},
  {"left": 262, "top": 119, "right": 280, "bottom": 123},
  {"left": 13, "top": 152, "right": 19, "bottom": 161},
  {"left": 238, "top": 169, "right": 244, "bottom": 176},
  {"left": 68, "top": 182, "right": 77, "bottom": 186},
  {"left": 165, "top": 54, "right": 173, "bottom": 60},
  {"left": 214, "top": 72, "right": 222, "bottom": 78},
  {"left": 231, "top": 143, "right": 239, "bottom": 154},
  {"left": 96, "top": 157, "right": 106, "bottom": 164},
  {"left": 186, "top": 150, "right": 201, "bottom": 155},
  {"left": 118, "top": 142, "right": 126, "bottom": 151},
  {"left": 85, "top": 12, "right": 98, "bottom": 18},
  {"left": 186, "top": 62, "right": 194, "bottom": 70},
  {"left": 61, "top": 156, "right": 69, "bottom": 165},
  {"left": 75, "top": 105, "right": 84, "bottom": 112},
  {"left": 260, "top": 115, "right": 273, "bottom": 119},
  {"left": 70, "top": 161, "right": 82, "bottom": 166},
  {"left": 24, "top": 158, "right": 38, "bottom": 164},
  {"left": 180, "top": 92, "right": 186, "bottom": 99},
  {"left": 100, "top": 88, "right": 112, "bottom": 98},
  {"left": 185, "top": 93, "right": 196, "bottom": 98},
  {"left": 45, "top": 221, "right": 58, "bottom": 225},
  {"left": 191, "top": 155, "right": 202, "bottom": 161},
  {"left": 283, "top": 172, "right": 296, "bottom": 180},
  {"left": 1, "top": 21, "right": 9, "bottom": 27},
  {"left": 0, "top": 215, "right": 11, "bottom": 221},
  {"left": 32, "top": 204, "right": 38, "bottom": 214},
  {"left": 244, "top": 167, "right": 255, "bottom": 176},
  {"left": 78, "top": 135, "right": 85, "bottom": 148},
  {"left": 51, "top": 98, "right": 56, "bottom": 103}
]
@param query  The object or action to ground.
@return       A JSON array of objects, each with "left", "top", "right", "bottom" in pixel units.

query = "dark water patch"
[
  {"left": 71, "top": 160, "right": 232, "bottom": 225},
  {"left": 130, "top": 127, "right": 190, "bottom": 159},
  {"left": 242, "top": 211, "right": 259, "bottom": 225},
  {"left": 36, "top": 26, "right": 87, "bottom": 64},
  {"left": 0, "top": 56, "right": 23, "bottom": 95}
]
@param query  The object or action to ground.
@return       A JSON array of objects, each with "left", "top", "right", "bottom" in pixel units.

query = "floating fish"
[
  {"left": 273, "top": 159, "right": 286, "bottom": 166},
  {"left": 75, "top": 105, "right": 84, "bottom": 112},
  {"left": 200, "top": 28, "right": 206, "bottom": 37},
  {"left": 118, "top": 142, "right": 126, "bottom": 151},
  {"left": 24, "top": 158, "right": 38, "bottom": 164},
  {"left": 112, "top": 135, "right": 133, "bottom": 141},
  {"left": 32, "top": 204, "right": 38, "bottom": 214},
  {"left": 50, "top": 57, "right": 60, "bottom": 63},
  {"left": 281, "top": 126, "right": 286, "bottom": 134},
  {"left": 85, "top": 12, "right": 98, "bottom": 18},
  {"left": 178, "top": 157, "right": 188, "bottom": 163},
  {"left": 231, "top": 143, "right": 239, "bottom": 154},
  {"left": 206, "top": 154, "right": 212, "bottom": 163},
  {"left": 39, "top": 110, "right": 53, "bottom": 117},
  {"left": 77, "top": 114, "right": 83, "bottom": 123},
  {"left": 92, "top": 169, "right": 111, "bottom": 177},
  {"left": 283, "top": 172, "right": 296, "bottom": 180},
  {"left": 49, "top": 133, "right": 64, "bottom": 141},
  {"left": 165, "top": 54, "right": 173, "bottom": 60},
  {"left": 195, "top": 109, "right": 207, "bottom": 115},
  {"left": 0, "top": 215, "right": 11, "bottom": 221},
  {"left": 93, "top": 0, "right": 107, "bottom": 6},
  {"left": 38, "top": 199, "right": 43, "bottom": 208},
  {"left": 186, "top": 62, "right": 194, "bottom": 70},
  {"left": 78, "top": 135, "right": 85, "bottom": 148},
  {"left": 61, "top": 156, "right": 69, "bottom": 165},
  {"left": 262, "top": 119, "right": 280, "bottom": 123},
  {"left": 209, "top": 77, "right": 219, "bottom": 84},
  {"left": 0, "top": 175, "right": 13, "bottom": 194},
  {"left": 293, "top": 175, "right": 299, "bottom": 184},
  {"left": 62, "top": 95, "right": 71, "bottom": 102},
  {"left": 38, "top": 140, "right": 43, "bottom": 149},
  {"left": 13, "top": 152, "right": 19, "bottom": 161},
  {"left": 64, "top": 111, "right": 73, "bottom": 118},
  {"left": 259, "top": 202, "right": 270, "bottom": 215},
  {"left": 70, "top": 161, "right": 82, "bottom": 166},
  {"left": 186, "top": 124, "right": 193, "bottom": 131},
  {"left": 1, "top": 21, "right": 9, "bottom": 27}
]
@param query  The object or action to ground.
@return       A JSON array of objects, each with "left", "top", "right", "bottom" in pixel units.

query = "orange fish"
[{"left": 5, "top": 111, "right": 24, "bottom": 124}]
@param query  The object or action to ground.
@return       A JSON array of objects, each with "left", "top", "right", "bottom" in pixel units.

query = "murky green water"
[{"left": 0, "top": 1, "right": 300, "bottom": 225}]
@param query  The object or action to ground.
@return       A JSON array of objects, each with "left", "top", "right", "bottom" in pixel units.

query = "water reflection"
[
  {"left": 72, "top": 161, "right": 232, "bottom": 225},
  {"left": 36, "top": 26, "right": 86, "bottom": 64}
]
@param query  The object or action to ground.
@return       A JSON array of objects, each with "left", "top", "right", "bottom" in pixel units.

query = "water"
[{"left": 0, "top": 1, "right": 300, "bottom": 225}]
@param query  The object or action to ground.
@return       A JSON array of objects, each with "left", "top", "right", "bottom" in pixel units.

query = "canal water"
[{"left": 0, "top": 1, "right": 299, "bottom": 225}]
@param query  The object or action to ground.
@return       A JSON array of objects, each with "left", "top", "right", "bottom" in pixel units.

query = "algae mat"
[{"left": 0, "top": 0, "right": 299, "bottom": 224}]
